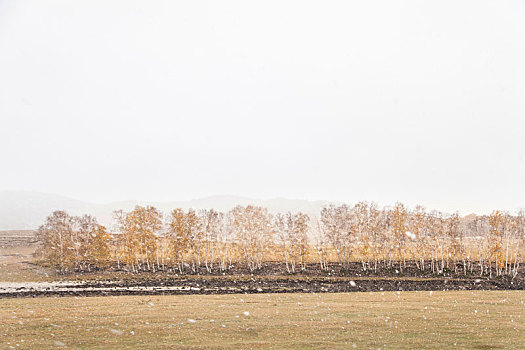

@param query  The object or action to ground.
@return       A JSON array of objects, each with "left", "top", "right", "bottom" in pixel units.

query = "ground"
[
  {"left": 2, "top": 244, "right": 525, "bottom": 349},
  {"left": 0, "top": 245, "right": 51, "bottom": 282},
  {"left": 1, "top": 291, "right": 525, "bottom": 349}
]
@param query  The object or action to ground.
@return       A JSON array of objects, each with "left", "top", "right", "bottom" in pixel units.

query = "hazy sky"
[{"left": 1, "top": 0, "right": 525, "bottom": 214}]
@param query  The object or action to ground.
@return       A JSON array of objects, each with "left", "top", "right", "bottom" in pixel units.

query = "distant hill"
[
  {"left": 0, "top": 191, "right": 337, "bottom": 230},
  {"left": 0, "top": 191, "right": 90, "bottom": 230}
]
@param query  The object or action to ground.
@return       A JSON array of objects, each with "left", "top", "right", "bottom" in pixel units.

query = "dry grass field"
[
  {"left": 0, "top": 245, "right": 52, "bottom": 283},
  {"left": 1, "top": 290, "right": 525, "bottom": 349}
]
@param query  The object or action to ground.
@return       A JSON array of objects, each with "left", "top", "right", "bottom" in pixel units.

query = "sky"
[{"left": 1, "top": 0, "right": 525, "bottom": 214}]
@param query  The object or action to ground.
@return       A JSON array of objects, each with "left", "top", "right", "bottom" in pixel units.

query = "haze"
[{"left": 1, "top": 0, "right": 525, "bottom": 214}]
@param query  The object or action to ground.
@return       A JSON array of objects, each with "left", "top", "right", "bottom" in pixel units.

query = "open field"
[
  {"left": 0, "top": 230, "right": 38, "bottom": 248},
  {"left": 1, "top": 291, "right": 525, "bottom": 349},
  {"left": 0, "top": 245, "right": 52, "bottom": 283}
]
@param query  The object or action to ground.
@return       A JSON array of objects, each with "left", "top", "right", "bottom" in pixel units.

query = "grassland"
[
  {"left": 0, "top": 245, "right": 52, "bottom": 282},
  {"left": 1, "top": 291, "right": 525, "bottom": 349}
]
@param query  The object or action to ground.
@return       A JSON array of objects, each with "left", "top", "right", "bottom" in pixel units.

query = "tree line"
[{"left": 37, "top": 203, "right": 525, "bottom": 277}]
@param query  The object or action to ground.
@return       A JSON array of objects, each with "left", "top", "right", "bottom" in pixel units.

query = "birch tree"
[
  {"left": 391, "top": 203, "right": 408, "bottom": 272},
  {"left": 229, "top": 205, "right": 274, "bottom": 271},
  {"left": 37, "top": 211, "right": 76, "bottom": 272},
  {"left": 117, "top": 206, "right": 162, "bottom": 272},
  {"left": 274, "top": 212, "right": 309, "bottom": 273},
  {"left": 320, "top": 205, "right": 354, "bottom": 268}
]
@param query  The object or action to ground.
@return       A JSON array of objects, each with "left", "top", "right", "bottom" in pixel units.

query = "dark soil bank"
[
  {"left": 3, "top": 261, "right": 523, "bottom": 298},
  {"left": 2, "top": 275, "right": 524, "bottom": 298},
  {"left": 85, "top": 260, "right": 525, "bottom": 279}
]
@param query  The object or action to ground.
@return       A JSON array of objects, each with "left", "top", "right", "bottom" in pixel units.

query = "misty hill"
[
  {"left": 0, "top": 191, "right": 91, "bottom": 230},
  {"left": 0, "top": 191, "right": 336, "bottom": 230}
]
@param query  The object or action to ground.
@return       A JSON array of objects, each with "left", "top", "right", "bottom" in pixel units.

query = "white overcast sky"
[{"left": 1, "top": 0, "right": 525, "bottom": 214}]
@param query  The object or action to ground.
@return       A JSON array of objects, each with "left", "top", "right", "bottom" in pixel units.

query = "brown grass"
[
  {"left": 0, "top": 245, "right": 54, "bottom": 282},
  {"left": 1, "top": 291, "right": 524, "bottom": 349}
]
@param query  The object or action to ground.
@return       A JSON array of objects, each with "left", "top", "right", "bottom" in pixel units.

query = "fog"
[{"left": 1, "top": 0, "right": 525, "bottom": 214}]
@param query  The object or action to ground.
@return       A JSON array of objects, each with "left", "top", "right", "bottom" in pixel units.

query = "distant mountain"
[
  {"left": 0, "top": 191, "right": 337, "bottom": 230},
  {"left": 0, "top": 191, "right": 91, "bottom": 230}
]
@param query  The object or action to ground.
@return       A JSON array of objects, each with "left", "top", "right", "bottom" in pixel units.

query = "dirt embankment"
[
  {"left": 2, "top": 260, "right": 524, "bottom": 298},
  {"left": 1, "top": 274, "right": 523, "bottom": 298},
  {"left": 85, "top": 260, "right": 523, "bottom": 280}
]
